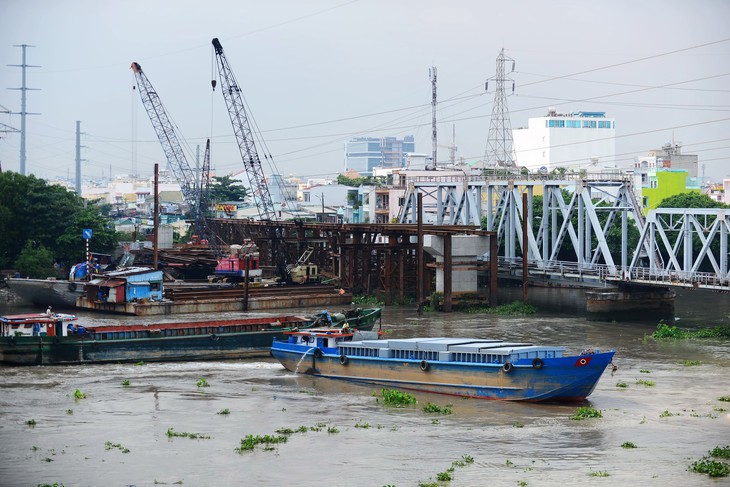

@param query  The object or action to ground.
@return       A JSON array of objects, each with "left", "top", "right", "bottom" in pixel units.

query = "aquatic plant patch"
[
  {"left": 589, "top": 470, "right": 610, "bottom": 477},
  {"left": 235, "top": 434, "right": 288, "bottom": 453},
  {"left": 104, "top": 441, "right": 130, "bottom": 453},
  {"left": 636, "top": 379, "right": 655, "bottom": 387},
  {"left": 683, "top": 360, "right": 702, "bottom": 366},
  {"left": 422, "top": 402, "right": 453, "bottom": 415},
  {"left": 616, "top": 381, "right": 628, "bottom": 388},
  {"left": 418, "top": 455, "right": 474, "bottom": 486},
  {"left": 570, "top": 406, "right": 603, "bottom": 420},
  {"left": 216, "top": 408, "right": 230, "bottom": 415},
  {"left": 378, "top": 388, "right": 417, "bottom": 407},
  {"left": 165, "top": 427, "right": 211, "bottom": 440},
  {"left": 196, "top": 378, "right": 209, "bottom": 388},
  {"left": 689, "top": 458, "right": 730, "bottom": 478},
  {"left": 718, "top": 396, "right": 730, "bottom": 402},
  {"left": 652, "top": 322, "right": 730, "bottom": 340},
  {"left": 73, "top": 389, "right": 86, "bottom": 400},
  {"left": 710, "top": 446, "right": 730, "bottom": 459},
  {"left": 121, "top": 379, "right": 130, "bottom": 386},
  {"left": 469, "top": 301, "right": 537, "bottom": 315},
  {"left": 621, "top": 442, "right": 638, "bottom": 449}
]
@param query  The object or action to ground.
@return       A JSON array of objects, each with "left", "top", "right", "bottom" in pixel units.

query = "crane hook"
[{"left": 211, "top": 79, "right": 217, "bottom": 91}]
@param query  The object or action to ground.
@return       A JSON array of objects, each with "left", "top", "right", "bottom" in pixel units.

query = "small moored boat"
[
  {"left": 1, "top": 312, "right": 312, "bottom": 366},
  {"left": 310, "top": 307, "right": 382, "bottom": 330},
  {"left": 271, "top": 330, "right": 615, "bottom": 402}
]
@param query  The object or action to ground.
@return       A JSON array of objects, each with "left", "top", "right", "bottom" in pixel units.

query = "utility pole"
[
  {"left": 484, "top": 49, "right": 516, "bottom": 168},
  {"left": 321, "top": 192, "right": 325, "bottom": 223},
  {"left": 429, "top": 66, "right": 437, "bottom": 170},
  {"left": 75, "top": 121, "right": 86, "bottom": 194},
  {"left": 8, "top": 44, "right": 40, "bottom": 175}
]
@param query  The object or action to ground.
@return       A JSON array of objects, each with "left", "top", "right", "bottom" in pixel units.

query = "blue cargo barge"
[{"left": 271, "top": 330, "right": 615, "bottom": 402}]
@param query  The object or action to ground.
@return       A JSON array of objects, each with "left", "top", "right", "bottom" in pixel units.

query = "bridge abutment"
[{"left": 585, "top": 286, "right": 676, "bottom": 322}]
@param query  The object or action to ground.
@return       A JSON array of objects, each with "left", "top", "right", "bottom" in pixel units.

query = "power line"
[{"left": 517, "top": 38, "right": 730, "bottom": 88}]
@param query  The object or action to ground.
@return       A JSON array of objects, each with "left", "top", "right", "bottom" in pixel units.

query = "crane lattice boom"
[
  {"left": 211, "top": 38, "right": 276, "bottom": 221},
  {"left": 131, "top": 62, "right": 211, "bottom": 242}
]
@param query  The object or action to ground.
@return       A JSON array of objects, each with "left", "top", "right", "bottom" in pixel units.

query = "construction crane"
[
  {"left": 130, "top": 62, "right": 212, "bottom": 246},
  {"left": 211, "top": 38, "right": 296, "bottom": 281},
  {"left": 210, "top": 38, "right": 276, "bottom": 221},
  {"left": 200, "top": 138, "right": 212, "bottom": 218}
]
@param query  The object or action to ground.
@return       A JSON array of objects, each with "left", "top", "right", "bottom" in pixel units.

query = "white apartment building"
[{"left": 512, "top": 109, "right": 616, "bottom": 172}]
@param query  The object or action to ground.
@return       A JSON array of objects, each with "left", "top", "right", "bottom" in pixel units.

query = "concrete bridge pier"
[
  {"left": 585, "top": 285, "right": 676, "bottom": 322},
  {"left": 423, "top": 235, "right": 489, "bottom": 309}
]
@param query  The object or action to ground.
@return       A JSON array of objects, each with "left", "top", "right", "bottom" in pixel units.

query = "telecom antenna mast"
[
  {"left": 484, "top": 49, "right": 516, "bottom": 167},
  {"left": 429, "top": 66, "right": 437, "bottom": 170},
  {"left": 130, "top": 62, "right": 212, "bottom": 243},
  {"left": 211, "top": 38, "right": 276, "bottom": 221}
]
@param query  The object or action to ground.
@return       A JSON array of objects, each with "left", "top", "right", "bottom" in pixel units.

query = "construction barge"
[{"left": 77, "top": 284, "right": 352, "bottom": 316}]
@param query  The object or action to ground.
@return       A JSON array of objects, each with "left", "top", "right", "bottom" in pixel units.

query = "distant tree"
[
  {"left": 657, "top": 192, "right": 728, "bottom": 209},
  {"left": 0, "top": 172, "right": 120, "bottom": 269},
  {"left": 14, "top": 241, "right": 59, "bottom": 279},
  {"left": 209, "top": 176, "right": 249, "bottom": 202},
  {"left": 54, "top": 207, "right": 120, "bottom": 267},
  {"left": 337, "top": 174, "right": 384, "bottom": 187}
]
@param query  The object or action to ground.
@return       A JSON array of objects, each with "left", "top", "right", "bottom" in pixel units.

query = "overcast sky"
[{"left": 1, "top": 0, "right": 729, "bottom": 184}]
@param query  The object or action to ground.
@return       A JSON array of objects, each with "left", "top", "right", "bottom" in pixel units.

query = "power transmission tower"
[
  {"left": 484, "top": 48, "right": 515, "bottom": 168},
  {"left": 429, "top": 66, "right": 437, "bottom": 170},
  {"left": 7, "top": 44, "right": 41, "bottom": 175}
]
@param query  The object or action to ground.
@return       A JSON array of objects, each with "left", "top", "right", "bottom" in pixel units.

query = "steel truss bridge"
[{"left": 399, "top": 172, "right": 730, "bottom": 291}]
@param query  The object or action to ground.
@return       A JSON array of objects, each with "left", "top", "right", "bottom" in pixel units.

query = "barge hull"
[
  {"left": 271, "top": 347, "right": 613, "bottom": 402},
  {"left": 0, "top": 331, "right": 286, "bottom": 365}
]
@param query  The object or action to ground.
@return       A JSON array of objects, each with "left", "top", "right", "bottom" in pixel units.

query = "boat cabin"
[
  {"left": 0, "top": 313, "right": 79, "bottom": 338},
  {"left": 285, "top": 328, "right": 381, "bottom": 349},
  {"left": 85, "top": 268, "right": 163, "bottom": 304}
]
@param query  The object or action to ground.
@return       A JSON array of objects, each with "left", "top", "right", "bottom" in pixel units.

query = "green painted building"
[{"left": 641, "top": 169, "right": 701, "bottom": 213}]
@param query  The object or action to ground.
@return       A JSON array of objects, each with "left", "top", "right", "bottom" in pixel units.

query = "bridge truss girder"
[
  {"left": 484, "top": 177, "right": 650, "bottom": 277},
  {"left": 399, "top": 180, "right": 484, "bottom": 226},
  {"left": 628, "top": 208, "right": 730, "bottom": 280}
]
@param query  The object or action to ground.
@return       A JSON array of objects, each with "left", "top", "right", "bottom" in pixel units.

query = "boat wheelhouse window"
[{"left": 150, "top": 282, "right": 161, "bottom": 291}]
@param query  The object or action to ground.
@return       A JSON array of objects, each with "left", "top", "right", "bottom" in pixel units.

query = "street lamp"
[{"left": 316, "top": 192, "right": 325, "bottom": 223}]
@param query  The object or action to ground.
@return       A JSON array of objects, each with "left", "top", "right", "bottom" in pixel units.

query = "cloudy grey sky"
[{"left": 1, "top": 0, "right": 729, "bottom": 184}]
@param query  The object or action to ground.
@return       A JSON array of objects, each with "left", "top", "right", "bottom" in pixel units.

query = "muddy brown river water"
[{"left": 0, "top": 300, "right": 728, "bottom": 487}]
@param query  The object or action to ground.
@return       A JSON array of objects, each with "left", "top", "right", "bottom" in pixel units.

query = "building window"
[{"left": 642, "top": 197, "right": 648, "bottom": 208}]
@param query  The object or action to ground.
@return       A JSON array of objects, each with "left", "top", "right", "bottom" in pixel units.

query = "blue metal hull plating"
[{"left": 271, "top": 342, "right": 615, "bottom": 402}]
